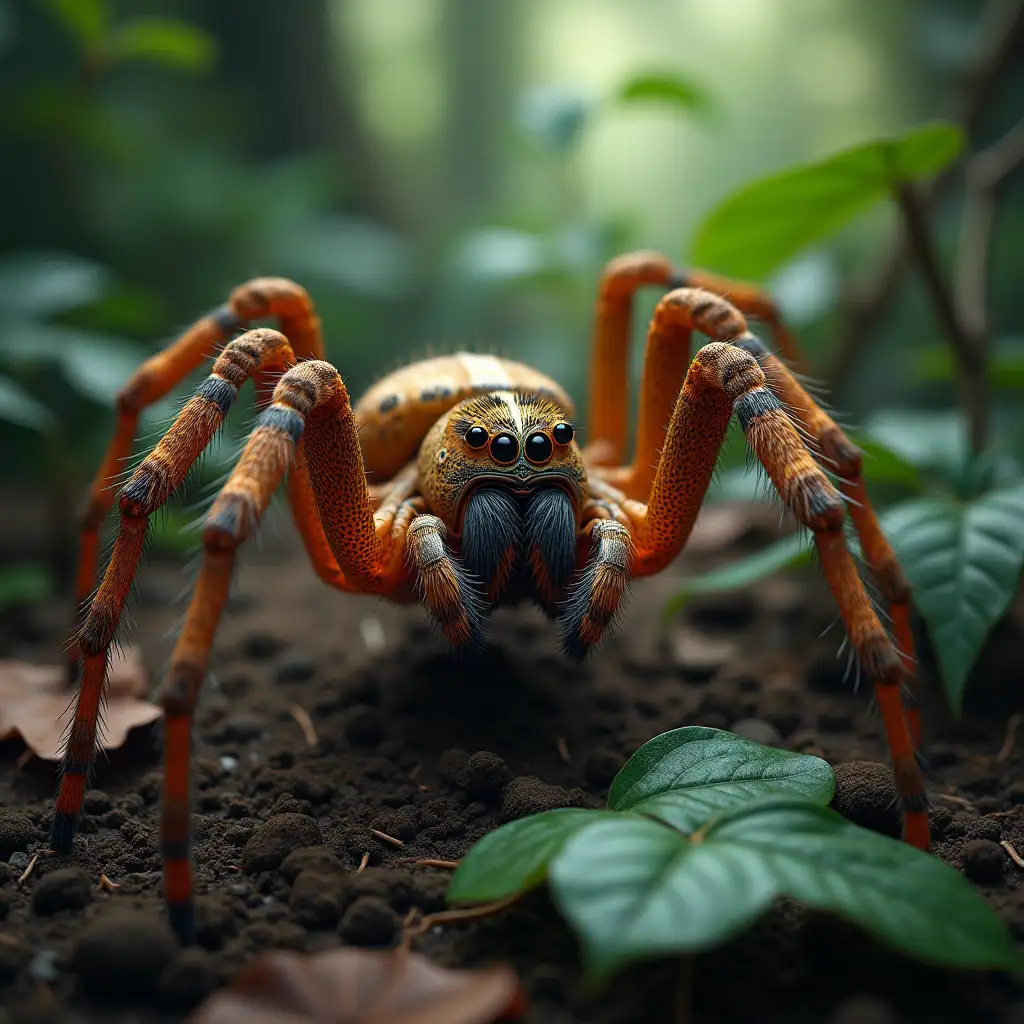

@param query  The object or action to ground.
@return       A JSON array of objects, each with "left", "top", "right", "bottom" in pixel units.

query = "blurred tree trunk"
[{"left": 202, "top": 0, "right": 395, "bottom": 225}]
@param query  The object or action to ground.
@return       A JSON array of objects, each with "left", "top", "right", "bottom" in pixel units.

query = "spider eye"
[
  {"left": 466, "top": 425, "right": 489, "bottom": 449},
  {"left": 489, "top": 433, "right": 519, "bottom": 464},
  {"left": 552, "top": 422, "right": 574, "bottom": 445},
  {"left": 525, "top": 431, "right": 553, "bottom": 464}
]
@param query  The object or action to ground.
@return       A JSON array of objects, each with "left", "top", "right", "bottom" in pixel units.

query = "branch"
[{"left": 825, "top": 0, "right": 1024, "bottom": 390}]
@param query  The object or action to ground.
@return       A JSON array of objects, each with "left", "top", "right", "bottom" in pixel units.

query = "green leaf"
[
  {"left": 616, "top": 71, "right": 714, "bottom": 116},
  {"left": 854, "top": 434, "right": 925, "bottom": 491},
  {"left": 0, "top": 253, "right": 111, "bottom": 317},
  {"left": 549, "top": 800, "right": 1020, "bottom": 980},
  {"left": 518, "top": 86, "right": 592, "bottom": 154},
  {"left": 608, "top": 727, "right": 834, "bottom": 833},
  {"left": 663, "top": 531, "right": 811, "bottom": 615},
  {"left": 0, "top": 376, "right": 55, "bottom": 431},
  {"left": 883, "top": 485, "right": 1024, "bottom": 711},
  {"left": 863, "top": 408, "right": 969, "bottom": 479},
  {"left": 43, "top": 0, "right": 107, "bottom": 46},
  {"left": 447, "top": 809, "right": 607, "bottom": 903},
  {"left": 916, "top": 338, "right": 1024, "bottom": 392},
  {"left": 107, "top": 17, "right": 217, "bottom": 74},
  {"left": 691, "top": 121, "right": 965, "bottom": 279},
  {"left": 0, "top": 564, "right": 53, "bottom": 607}
]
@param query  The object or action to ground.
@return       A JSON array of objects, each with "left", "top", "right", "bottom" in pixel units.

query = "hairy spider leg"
[
  {"left": 588, "top": 253, "right": 921, "bottom": 747},
  {"left": 71, "top": 279, "right": 325, "bottom": 672},
  {"left": 52, "top": 329, "right": 299, "bottom": 856},
  {"left": 733, "top": 333, "right": 920, "bottom": 747},
  {"left": 607, "top": 292, "right": 928, "bottom": 849},
  {"left": 161, "top": 360, "right": 418, "bottom": 941}
]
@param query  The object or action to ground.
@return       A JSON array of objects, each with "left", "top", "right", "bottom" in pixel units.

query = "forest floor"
[{"left": 1, "top": 505, "right": 1023, "bottom": 1024}]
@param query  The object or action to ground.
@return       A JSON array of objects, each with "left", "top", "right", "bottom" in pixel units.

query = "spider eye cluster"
[{"left": 462, "top": 420, "right": 574, "bottom": 466}]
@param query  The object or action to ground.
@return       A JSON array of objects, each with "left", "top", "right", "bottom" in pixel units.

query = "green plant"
[{"left": 447, "top": 728, "right": 1018, "bottom": 981}]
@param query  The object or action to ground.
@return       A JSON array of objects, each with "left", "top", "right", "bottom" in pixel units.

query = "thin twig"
[
  {"left": 1001, "top": 841, "right": 1024, "bottom": 869},
  {"left": 826, "top": 0, "right": 1024, "bottom": 391},
  {"left": 895, "top": 182, "right": 988, "bottom": 454},
  {"left": 996, "top": 712, "right": 1024, "bottom": 762},
  {"left": 370, "top": 829, "right": 405, "bottom": 848},
  {"left": 935, "top": 792, "right": 975, "bottom": 810},
  {"left": 287, "top": 704, "right": 318, "bottom": 747},
  {"left": 357, "top": 851, "right": 370, "bottom": 873},
  {"left": 402, "top": 893, "right": 521, "bottom": 946}
]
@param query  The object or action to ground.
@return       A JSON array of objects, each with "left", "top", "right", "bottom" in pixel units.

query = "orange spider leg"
[
  {"left": 52, "top": 329, "right": 299, "bottom": 855},
  {"left": 610, "top": 294, "right": 926, "bottom": 848},
  {"left": 72, "top": 279, "right": 325, "bottom": 662},
  {"left": 157, "top": 360, "right": 420, "bottom": 941},
  {"left": 735, "top": 333, "right": 920, "bottom": 747}
]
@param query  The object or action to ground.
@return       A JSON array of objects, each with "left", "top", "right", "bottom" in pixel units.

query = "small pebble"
[
  {"left": 28, "top": 949, "right": 60, "bottom": 983},
  {"left": 219, "top": 755, "right": 239, "bottom": 773},
  {"left": 730, "top": 718, "right": 784, "bottom": 748},
  {"left": 9, "top": 851, "right": 29, "bottom": 870}
]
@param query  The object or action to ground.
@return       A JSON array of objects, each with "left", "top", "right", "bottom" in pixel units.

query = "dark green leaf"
[
  {"left": 518, "top": 87, "right": 592, "bottom": 154},
  {"left": 854, "top": 435, "right": 925, "bottom": 490},
  {"left": 107, "top": 17, "right": 217, "bottom": 73},
  {"left": 663, "top": 531, "right": 811, "bottom": 615},
  {"left": 608, "top": 727, "right": 834, "bottom": 833},
  {"left": 691, "top": 122, "right": 965, "bottom": 278},
  {"left": 0, "top": 377, "right": 55, "bottom": 431},
  {"left": 616, "top": 71, "right": 714, "bottom": 116},
  {"left": 863, "top": 408, "right": 968, "bottom": 478},
  {"left": 549, "top": 800, "right": 1019, "bottom": 980},
  {"left": 0, "top": 564, "right": 52, "bottom": 607},
  {"left": 42, "top": 0, "right": 106, "bottom": 46},
  {"left": 916, "top": 339, "right": 1024, "bottom": 392},
  {"left": 0, "top": 253, "right": 111, "bottom": 317},
  {"left": 447, "top": 809, "right": 607, "bottom": 903},
  {"left": 883, "top": 485, "right": 1024, "bottom": 711}
]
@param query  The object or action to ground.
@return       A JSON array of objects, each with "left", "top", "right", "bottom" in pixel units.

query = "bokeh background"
[{"left": 1, "top": 0, "right": 1021, "bottom": 597}]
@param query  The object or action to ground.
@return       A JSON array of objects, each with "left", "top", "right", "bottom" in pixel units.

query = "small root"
[
  {"left": 402, "top": 893, "right": 521, "bottom": 947},
  {"left": 357, "top": 851, "right": 370, "bottom": 873},
  {"left": 935, "top": 792, "right": 975, "bottom": 810},
  {"left": 1001, "top": 841, "right": 1024, "bottom": 870},
  {"left": 287, "top": 703, "right": 318, "bottom": 747},
  {"left": 97, "top": 874, "right": 120, "bottom": 892},
  {"left": 556, "top": 736, "right": 571, "bottom": 763},
  {"left": 996, "top": 713, "right": 1023, "bottom": 763},
  {"left": 17, "top": 852, "right": 41, "bottom": 885},
  {"left": 370, "top": 829, "right": 405, "bottom": 848},
  {"left": 396, "top": 858, "right": 460, "bottom": 870}
]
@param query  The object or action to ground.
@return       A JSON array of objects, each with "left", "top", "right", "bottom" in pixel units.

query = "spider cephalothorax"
[{"left": 56, "top": 250, "right": 928, "bottom": 946}]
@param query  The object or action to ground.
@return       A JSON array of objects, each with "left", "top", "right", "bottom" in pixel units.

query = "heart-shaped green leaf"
[
  {"left": 691, "top": 121, "right": 965, "bottom": 278},
  {"left": 447, "top": 809, "right": 607, "bottom": 903},
  {"left": 884, "top": 484, "right": 1024, "bottom": 711},
  {"left": 608, "top": 727, "right": 834, "bottom": 832},
  {"left": 549, "top": 800, "right": 1020, "bottom": 980}
]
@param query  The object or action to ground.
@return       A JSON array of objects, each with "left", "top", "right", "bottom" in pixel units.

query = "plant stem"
[
  {"left": 894, "top": 182, "right": 988, "bottom": 456},
  {"left": 673, "top": 955, "right": 694, "bottom": 1024}
]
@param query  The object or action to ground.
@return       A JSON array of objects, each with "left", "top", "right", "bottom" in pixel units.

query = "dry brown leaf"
[
  {"left": 190, "top": 947, "right": 525, "bottom": 1024},
  {"left": 0, "top": 647, "right": 161, "bottom": 760}
]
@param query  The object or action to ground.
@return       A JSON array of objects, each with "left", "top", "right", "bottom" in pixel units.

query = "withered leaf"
[
  {"left": 190, "top": 946, "right": 524, "bottom": 1024},
  {"left": 0, "top": 646, "right": 161, "bottom": 760}
]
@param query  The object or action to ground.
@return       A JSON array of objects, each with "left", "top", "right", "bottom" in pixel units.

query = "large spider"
[{"left": 55, "top": 251, "right": 926, "bottom": 945}]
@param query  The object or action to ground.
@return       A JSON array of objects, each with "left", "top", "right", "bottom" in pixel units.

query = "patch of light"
[
  {"left": 790, "top": 31, "right": 880, "bottom": 106},
  {"left": 360, "top": 59, "right": 444, "bottom": 146}
]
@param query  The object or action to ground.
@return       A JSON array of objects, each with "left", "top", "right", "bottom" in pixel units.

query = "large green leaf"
[
  {"left": 608, "top": 727, "right": 834, "bottom": 833},
  {"left": 884, "top": 484, "right": 1024, "bottom": 711},
  {"left": 107, "top": 17, "right": 217, "bottom": 73},
  {"left": 615, "top": 71, "right": 714, "bottom": 116},
  {"left": 549, "top": 800, "right": 1020, "bottom": 980},
  {"left": 0, "top": 253, "right": 111, "bottom": 317},
  {"left": 447, "top": 809, "right": 607, "bottom": 903},
  {"left": 0, "top": 376, "right": 55, "bottom": 431},
  {"left": 691, "top": 122, "right": 965, "bottom": 279},
  {"left": 663, "top": 531, "right": 811, "bottom": 615}
]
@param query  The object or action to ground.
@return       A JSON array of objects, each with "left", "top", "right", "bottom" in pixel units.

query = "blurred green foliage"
[{"left": 1, "top": 0, "right": 1022, "bottom": 694}]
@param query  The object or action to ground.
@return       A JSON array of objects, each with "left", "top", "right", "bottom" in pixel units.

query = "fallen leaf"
[
  {"left": 0, "top": 647, "right": 161, "bottom": 760},
  {"left": 190, "top": 947, "right": 524, "bottom": 1024}
]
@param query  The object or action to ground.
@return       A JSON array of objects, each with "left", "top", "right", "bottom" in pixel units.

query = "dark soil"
[{"left": 2, "top": 509, "right": 1024, "bottom": 1024}]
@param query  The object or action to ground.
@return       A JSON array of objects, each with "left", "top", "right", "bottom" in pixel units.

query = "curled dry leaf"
[
  {"left": 0, "top": 647, "right": 161, "bottom": 760},
  {"left": 190, "top": 946, "right": 524, "bottom": 1024}
]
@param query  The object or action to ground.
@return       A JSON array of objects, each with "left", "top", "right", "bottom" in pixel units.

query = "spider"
[{"left": 53, "top": 251, "right": 927, "bottom": 945}]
